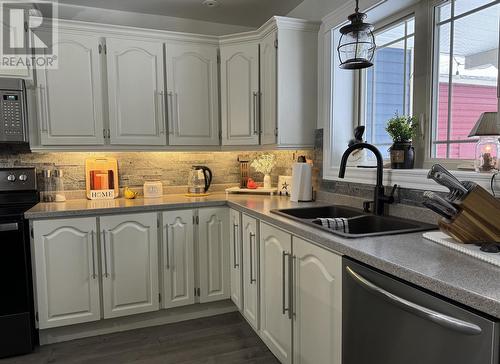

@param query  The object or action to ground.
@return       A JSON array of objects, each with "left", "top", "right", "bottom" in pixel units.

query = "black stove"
[{"left": 0, "top": 167, "right": 39, "bottom": 358}]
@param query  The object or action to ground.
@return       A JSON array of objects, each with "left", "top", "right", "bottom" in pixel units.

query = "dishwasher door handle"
[
  {"left": 345, "top": 266, "right": 482, "bottom": 336},
  {"left": 0, "top": 222, "right": 19, "bottom": 232}
]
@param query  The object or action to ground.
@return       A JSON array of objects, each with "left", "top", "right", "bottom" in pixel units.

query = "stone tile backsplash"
[{"left": 0, "top": 150, "right": 313, "bottom": 196}]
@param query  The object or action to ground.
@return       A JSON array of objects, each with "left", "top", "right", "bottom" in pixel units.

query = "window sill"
[{"left": 324, "top": 167, "right": 499, "bottom": 194}]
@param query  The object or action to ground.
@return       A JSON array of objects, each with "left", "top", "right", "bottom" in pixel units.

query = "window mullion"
[
  {"left": 403, "top": 21, "right": 408, "bottom": 115},
  {"left": 445, "top": 0, "right": 455, "bottom": 159}
]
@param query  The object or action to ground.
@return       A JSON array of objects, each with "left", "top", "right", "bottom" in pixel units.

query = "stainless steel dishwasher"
[{"left": 343, "top": 257, "right": 499, "bottom": 364}]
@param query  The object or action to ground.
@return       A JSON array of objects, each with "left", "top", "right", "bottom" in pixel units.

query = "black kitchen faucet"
[{"left": 338, "top": 142, "right": 397, "bottom": 215}]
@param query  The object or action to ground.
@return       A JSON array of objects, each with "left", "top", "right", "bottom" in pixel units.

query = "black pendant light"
[{"left": 337, "top": 0, "right": 376, "bottom": 70}]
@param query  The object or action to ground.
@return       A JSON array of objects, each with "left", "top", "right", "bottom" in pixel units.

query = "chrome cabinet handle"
[
  {"left": 102, "top": 230, "right": 109, "bottom": 278},
  {"left": 250, "top": 232, "right": 256, "bottom": 284},
  {"left": 166, "top": 91, "right": 174, "bottom": 134},
  {"left": 165, "top": 226, "right": 171, "bottom": 270},
  {"left": 91, "top": 231, "right": 96, "bottom": 279},
  {"left": 252, "top": 92, "right": 258, "bottom": 135},
  {"left": 173, "top": 92, "right": 179, "bottom": 134},
  {"left": 345, "top": 266, "right": 482, "bottom": 335},
  {"left": 157, "top": 90, "right": 166, "bottom": 135},
  {"left": 233, "top": 224, "right": 239, "bottom": 269},
  {"left": 282, "top": 250, "right": 291, "bottom": 316},
  {"left": 290, "top": 255, "right": 296, "bottom": 319},
  {"left": 37, "top": 85, "right": 48, "bottom": 133}
]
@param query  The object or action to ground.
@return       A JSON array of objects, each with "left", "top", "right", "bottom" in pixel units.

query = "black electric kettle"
[{"left": 188, "top": 166, "right": 213, "bottom": 194}]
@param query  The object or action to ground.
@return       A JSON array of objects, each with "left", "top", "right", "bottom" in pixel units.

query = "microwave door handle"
[
  {"left": 0, "top": 222, "right": 19, "bottom": 232},
  {"left": 345, "top": 266, "right": 482, "bottom": 336}
]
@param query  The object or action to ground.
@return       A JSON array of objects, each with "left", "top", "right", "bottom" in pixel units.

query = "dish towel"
[{"left": 315, "top": 218, "right": 350, "bottom": 233}]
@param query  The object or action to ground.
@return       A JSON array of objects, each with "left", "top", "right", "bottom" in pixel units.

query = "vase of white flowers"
[{"left": 250, "top": 154, "right": 276, "bottom": 188}]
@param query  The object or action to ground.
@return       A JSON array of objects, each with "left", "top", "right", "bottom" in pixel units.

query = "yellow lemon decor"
[{"left": 124, "top": 187, "right": 138, "bottom": 199}]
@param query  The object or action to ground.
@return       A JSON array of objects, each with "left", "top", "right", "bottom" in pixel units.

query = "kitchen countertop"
[{"left": 26, "top": 193, "right": 500, "bottom": 320}]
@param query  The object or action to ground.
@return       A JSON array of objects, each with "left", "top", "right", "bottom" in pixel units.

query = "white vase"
[{"left": 263, "top": 174, "right": 271, "bottom": 188}]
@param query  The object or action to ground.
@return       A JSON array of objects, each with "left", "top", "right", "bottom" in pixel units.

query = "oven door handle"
[
  {"left": 345, "top": 266, "right": 482, "bottom": 336},
  {"left": 0, "top": 222, "right": 19, "bottom": 232}
]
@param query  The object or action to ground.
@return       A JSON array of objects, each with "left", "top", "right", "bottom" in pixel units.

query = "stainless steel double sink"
[{"left": 271, "top": 205, "right": 436, "bottom": 238}]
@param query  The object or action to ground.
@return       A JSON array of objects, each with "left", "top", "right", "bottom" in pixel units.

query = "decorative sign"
[
  {"left": 278, "top": 175, "right": 292, "bottom": 196},
  {"left": 85, "top": 158, "right": 119, "bottom": 200}
]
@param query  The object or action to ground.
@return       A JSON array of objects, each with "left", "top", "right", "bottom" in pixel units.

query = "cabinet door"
[
  {"left": 229, "top": 209, "right": 243, "bottom": 310},
  {"left": 220, "top": 42, "right": 260, "bottom": 145},
  {"left": 106, "top": 37, "right": 166, "bottom": 145},
  {"left": 259, "top": 31, "right": 277, "bottom": 145},
  {"left": 260, "top": 222, "right": 292, "bottom": 364},
  {"left": 37, "top": 32, "right": 104, "bottom": 145},
  {"left": 242, "top": 214, "right": 259, "bottom": 330},
  {"left": 33, "top": 218, "right": 100, "bottom": 329},
  {"left": 165, "top": 42, "right": 219, "bottom": 146},
  {"left": 293, "top": 237, "right": 342, "bottom": 364},
  {"left": 162, "top": 210, "right": 195, "bottom": 309},
  {"left": 198, "top": 208, "right": 230, "bottom": 303},
  {"left": 100, "top": 213, "right": 159, "bottom": 319}
]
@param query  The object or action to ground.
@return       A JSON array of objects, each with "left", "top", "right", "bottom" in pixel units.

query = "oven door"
[
  {"left": 343, "top": 258, "right": 499, "bottom": 364},
  {"left": 0, "top": 218, "right": 35, "bottom": 357}
]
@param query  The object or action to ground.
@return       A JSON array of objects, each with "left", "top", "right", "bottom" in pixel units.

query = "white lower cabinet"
[
  {"left": 198, "top": 208, "right": 230, "bottom": 303},
  {"left": 162, "top": 210, "right": 195, "bottom": 308},
  {"left": 293, "top": 236, "right": 342, "bottom": 364},
  {"left": 100, "top": 213, "right": 159, "bottom": 319},
  {"left": 242, "top": 213, "right": 259, "bottom": 330},
  {"left": 260, "top": 222, "right": 293, "bottom": 364},
  {"left": 33, "top": 217, "right": 100, "bottom": 329},
  {"left": 229, "top": 209, "right": 243, "bottom": 310},
  {"left": 259, "top": 223, "right": 342, "bottom": 364}
]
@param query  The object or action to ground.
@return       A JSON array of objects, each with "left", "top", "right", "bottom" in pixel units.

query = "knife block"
[{"left": 438, "top": 185, "right": 500, "bottom": 244}]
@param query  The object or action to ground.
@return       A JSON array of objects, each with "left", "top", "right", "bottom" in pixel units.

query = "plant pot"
[{"left": 389, "top": 142, "right": 415, "bottom": 169}]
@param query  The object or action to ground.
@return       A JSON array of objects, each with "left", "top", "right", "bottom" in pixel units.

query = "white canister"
[{"left": 143, "top": 181, "right": 163, "bottom": 198}]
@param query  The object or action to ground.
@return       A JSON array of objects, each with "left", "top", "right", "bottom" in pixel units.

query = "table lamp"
[{"left": 468, "top": 112, "right": 500, "bottom": 172}]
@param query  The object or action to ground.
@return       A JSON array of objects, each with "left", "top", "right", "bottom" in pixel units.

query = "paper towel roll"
[{"left": 290, "top": 163, "right": 312, "bottom": 202}]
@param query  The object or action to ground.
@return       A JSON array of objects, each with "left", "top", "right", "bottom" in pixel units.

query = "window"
[
  {"left": 432, "top": 0, "right": 499, "bottom": 159},
  {"left": 362, "top": 17, "right": 415, "bottom": 158}
]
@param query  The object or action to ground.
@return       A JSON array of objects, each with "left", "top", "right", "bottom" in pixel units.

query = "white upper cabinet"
[
  {"left": 100, "top": 213, "right": 159, "bottom": 319},
  {"left": 30, "top": 17, "right": 317, "bottom": 150},
  {"left": 229, "top": 209, "right": 243, "bottom": 310},
  {"left": 293, "top": 236, "right": 342, "bottom": 364},
  {"left": 165, "top": 42, "right": 220, "bottom": 146},
  {"left": 221, "top": 17, "right": 320, "bottom": 148},
  {"left": 198, "top": 208, "right": 230, "bottom": 303},
  {"left": 276, "top": 24, "right": 319, "bottom": 147},
  {"left": 33, "top": 217, "right": 100, "bottom": 329},
  {"left": 162, "top": 209, "right": 195, "bottom": 309},
  {"left": 36, "top": 31, "right": 105, "bottom": 145},
  {"left": 259, "top": 31, "right": 278, "bottom": 146},
  {"left": 106, "top": 37, "right": 166, "bottom": 145},
  {"left": 220, "top": 42, "right": 260, "bottom": 146}
]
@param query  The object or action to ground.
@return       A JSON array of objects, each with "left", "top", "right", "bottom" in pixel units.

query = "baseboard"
[{"left": 39, "top": 300, "right": 238, "bottom": 345}]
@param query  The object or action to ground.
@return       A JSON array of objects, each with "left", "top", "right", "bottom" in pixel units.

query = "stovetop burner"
[{"left": 0, "top": 168, "right": 38, "bottom": 218}]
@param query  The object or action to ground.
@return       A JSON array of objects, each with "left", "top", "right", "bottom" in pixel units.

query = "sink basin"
[{"left": 271, "top": 205, "right": 436, "bottom": 238}]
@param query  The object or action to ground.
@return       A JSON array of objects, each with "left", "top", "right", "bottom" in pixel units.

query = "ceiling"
[{"left": 56, "top": 0, "right": 305, "bottom": 27}]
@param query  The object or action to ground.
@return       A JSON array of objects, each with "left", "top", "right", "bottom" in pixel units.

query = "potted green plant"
[{"left": 385, "top": 114, "right": 419, "bottom": 169}]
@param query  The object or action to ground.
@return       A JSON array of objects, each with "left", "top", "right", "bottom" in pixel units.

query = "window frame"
[
  {"left": 321, "top": 0, "right": 500, "bottom": 192},
  {"left": 356, "top": 14, "right": 417, "bottom": 157},
  {"left": 429, "top": 0, "right": 500, "bottom": 162}
]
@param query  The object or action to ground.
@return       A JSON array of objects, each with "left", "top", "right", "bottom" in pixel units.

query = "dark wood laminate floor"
[{"left": 1, "top": 312, "right": 280, "bottom": 364}]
